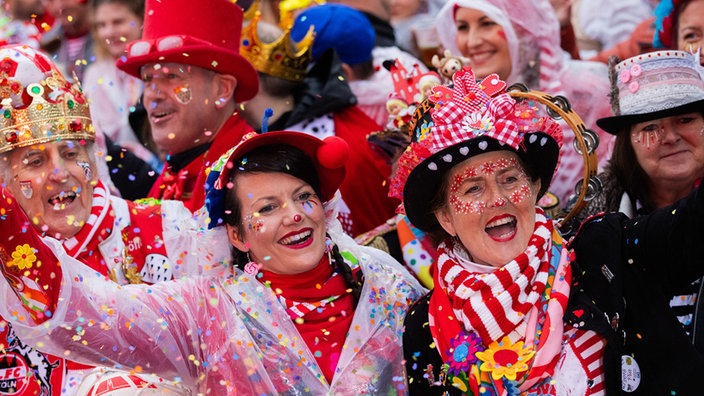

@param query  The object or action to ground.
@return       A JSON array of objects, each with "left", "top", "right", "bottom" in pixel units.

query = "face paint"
[
  {"left": 173, "top": 84, "right": 192, "bottom": 104},
  {"left": 244, "top": 212, "right": 266, "bottom": 233},
  {"left": 19, "top": 180, "right": 33, "bottom": 199},
  {"left": 497, "top": 29, "right": 507, "bottom": 41},
  {"left": 301, "top": 198, "right": 318, "bottom": 215},
  {"left": 448, "top": 157, "right": 530, "bottom": 215},
  {"left": 77, "top": 161, "right": 92, "bottom": 180}
]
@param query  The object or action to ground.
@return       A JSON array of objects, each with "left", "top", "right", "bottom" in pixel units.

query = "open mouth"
[
  {"left": 48, "top": 191, "right": 77, "bottom": 210},
  {"left": 485, "top": 215, "right": 517, "bottom": 241},
  {"left": 280, "top": 230, "right": 313, "bottom": 246},
  {"left": 151, "top": 110, "right": 175, "bottom": 123}
]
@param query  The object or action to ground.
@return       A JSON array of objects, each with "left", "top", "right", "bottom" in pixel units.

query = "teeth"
[
  {"left": 486, "top": 216, "right": 514, "bottom": 228},
  {"left": 48, "top": 191, "right": 77, "bottom": 209},
  {"left": 281, "top": 230, "right": 311, "bottom": 245}
]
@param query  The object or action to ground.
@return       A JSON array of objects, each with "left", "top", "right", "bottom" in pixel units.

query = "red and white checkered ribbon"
[{"left": 428, "top": 67, "right": 523, "bottom": 153}]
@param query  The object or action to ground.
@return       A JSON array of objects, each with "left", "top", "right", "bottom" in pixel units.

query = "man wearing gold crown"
[
  {"left": 116, "top": 0, "right": 259, "bottom": 212},
  {"left": 240, "top": 3, "right": 399, "bottom": 237},
  {"left": 0, "top": 45, "right": 229, "bottom": 395}
]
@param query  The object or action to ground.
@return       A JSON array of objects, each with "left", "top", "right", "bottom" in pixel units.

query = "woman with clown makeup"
[{"left": 397, "top": 66, "right": 704, "bottom": 395}]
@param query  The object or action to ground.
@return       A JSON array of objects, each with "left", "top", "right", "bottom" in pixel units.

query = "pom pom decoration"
[{"left": 317, "top": 136, "right": 349, "bottom": 170}]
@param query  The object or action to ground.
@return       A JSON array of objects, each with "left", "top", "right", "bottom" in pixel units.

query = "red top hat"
[{"left": 116, "top": 0, "right": 258, "bottom": 102}]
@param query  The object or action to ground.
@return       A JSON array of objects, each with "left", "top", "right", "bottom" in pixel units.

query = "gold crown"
[
  {"left": 0, "top": 56, "right": 93, "bottom": 154},
  {"left": 278, "top": 0, "right": 326, "bottom": 29},
  {"left": 240, "top": 6, "right": 316, "bottom": 82}
]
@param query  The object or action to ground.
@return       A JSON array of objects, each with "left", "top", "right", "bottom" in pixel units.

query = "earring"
[{"left": 243, "top": 252, "right": 262, "bottom": 276}]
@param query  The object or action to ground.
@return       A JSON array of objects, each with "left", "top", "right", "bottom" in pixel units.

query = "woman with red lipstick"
[
  {"left": 397, "top": 67, "right": 607, "bottom": 395},
  {"left": 0, "top": 130, "right": 425, "bottom": 394},
  {"left": 434, "top": 0, "right": 615, "bottom": 207}
]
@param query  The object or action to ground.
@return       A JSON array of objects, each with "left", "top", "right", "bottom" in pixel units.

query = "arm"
[
  {"left": 160, "top": 200, "right": 233, "bottom": 278},
  {"left": 0, "top": 188, "right": 205, "bottom": 387},
  {"left": 572, "top": 180, "right": 704, "bottom": 302}
]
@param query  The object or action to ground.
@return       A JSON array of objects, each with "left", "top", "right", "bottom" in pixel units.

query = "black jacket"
[{"left": 570, "top": 181, "right": 704, "bottom": 394}]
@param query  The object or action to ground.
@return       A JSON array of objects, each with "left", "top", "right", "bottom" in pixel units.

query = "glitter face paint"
[
  {"left": 232, "top": 172, "right": 328, "bottom": 275},
  {"left": 448, "top": 157, "right": 532, "bottom": 215},
  {"left": 244, "top": 212, "right": 266, "bottom": 233}
]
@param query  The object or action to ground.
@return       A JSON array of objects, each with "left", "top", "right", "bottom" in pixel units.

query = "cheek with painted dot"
[
  {"left": 449, "top": 195, "right": 487, "bottom": 215},
  {"left": 497, "top": 29, "right": 507, "bottom": 41},
  {"left": 301, "top": 198, "right": 318, "bottom": 215}
]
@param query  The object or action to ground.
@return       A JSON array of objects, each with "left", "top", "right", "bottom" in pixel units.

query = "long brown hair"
[{"left": 606, "top": 127, "right": 654, "bottom": 211}]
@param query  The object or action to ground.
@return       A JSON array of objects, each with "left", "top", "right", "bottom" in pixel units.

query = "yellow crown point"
[
  {"left": 278, "top": 0, "right": 325, "bottom": 29},
  {"left": 240, "top": 9, "right": 316, "bottom": 82}
]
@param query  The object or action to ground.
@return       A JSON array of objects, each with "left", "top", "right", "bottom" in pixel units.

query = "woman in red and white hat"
[
  {"left": 434, "top": 0, "right": 616, "bottom": 206},
  {"left": 398, "top": 65, "right": 609, "bottom": 395}
]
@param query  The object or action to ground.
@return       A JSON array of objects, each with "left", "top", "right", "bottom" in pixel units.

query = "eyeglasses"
[{"left": 127, "top": 35, "right": 211, "bottom": 58}]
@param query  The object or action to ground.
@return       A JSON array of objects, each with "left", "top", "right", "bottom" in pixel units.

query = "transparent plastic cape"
[{"left": 0, "top": 192, "right": 426, "bottom": 395}]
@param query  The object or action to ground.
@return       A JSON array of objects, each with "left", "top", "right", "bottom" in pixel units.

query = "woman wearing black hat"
[
  {"left": 566, "top": 50, "right": 704, "bottom": 395},
  {"left": 0, "top": 131, "right": 425, "bottom": 395},
  {"left": 397, "top": 67, "right": 608, "bottom": 395}
]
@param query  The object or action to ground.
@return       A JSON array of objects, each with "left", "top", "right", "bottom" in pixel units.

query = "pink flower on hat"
[{"left": 461, "top": 112, "right": 495, "bottom": 135}]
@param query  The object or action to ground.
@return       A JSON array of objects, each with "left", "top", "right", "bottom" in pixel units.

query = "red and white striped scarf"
[
  {"left": 428, "top": 209, "right": 580, "bottom": 392},
  {"left": 62, "top": 181, "right": 114, "bottom": 273},
  {"left": 434, "top": 210, "right": 552, "bottom": 345}
]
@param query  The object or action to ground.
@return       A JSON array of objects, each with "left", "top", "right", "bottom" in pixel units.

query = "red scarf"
[
  {"left": 428, "top": 209, "right": 570, "bottom": 392},
  {"left": 260, "top": 257, "right": 356, "bottom": 383}
]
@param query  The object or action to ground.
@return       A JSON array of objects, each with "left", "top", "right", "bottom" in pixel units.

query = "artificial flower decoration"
[
  {"left": 11, "top": 243, "right": 36, "bottom": 270},
  {"left": 462, "top": 112, "right": 494, "bottom": 135},
  {"left": 475, "top": 336, "right": 535, "bottom": 381},
  {"left": 446, "top": 330, "right": 484, "bottom": 376}
]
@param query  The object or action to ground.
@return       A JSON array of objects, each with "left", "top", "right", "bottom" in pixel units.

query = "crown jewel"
[
  {"left": 0, "top": 46, "right": 94, "bottom": 154},
  {"left": 240, "top": 5, "right": 315, "bottom": 82}
]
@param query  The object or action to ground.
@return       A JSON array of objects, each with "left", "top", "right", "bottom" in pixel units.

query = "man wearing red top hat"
[{"left": 117, "top": 0, "right": 259, "bottom": 211}]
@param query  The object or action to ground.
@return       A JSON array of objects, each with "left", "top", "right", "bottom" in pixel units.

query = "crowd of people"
[{"left": 0, "top": 0, "right": 702, "bottom": 395}]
